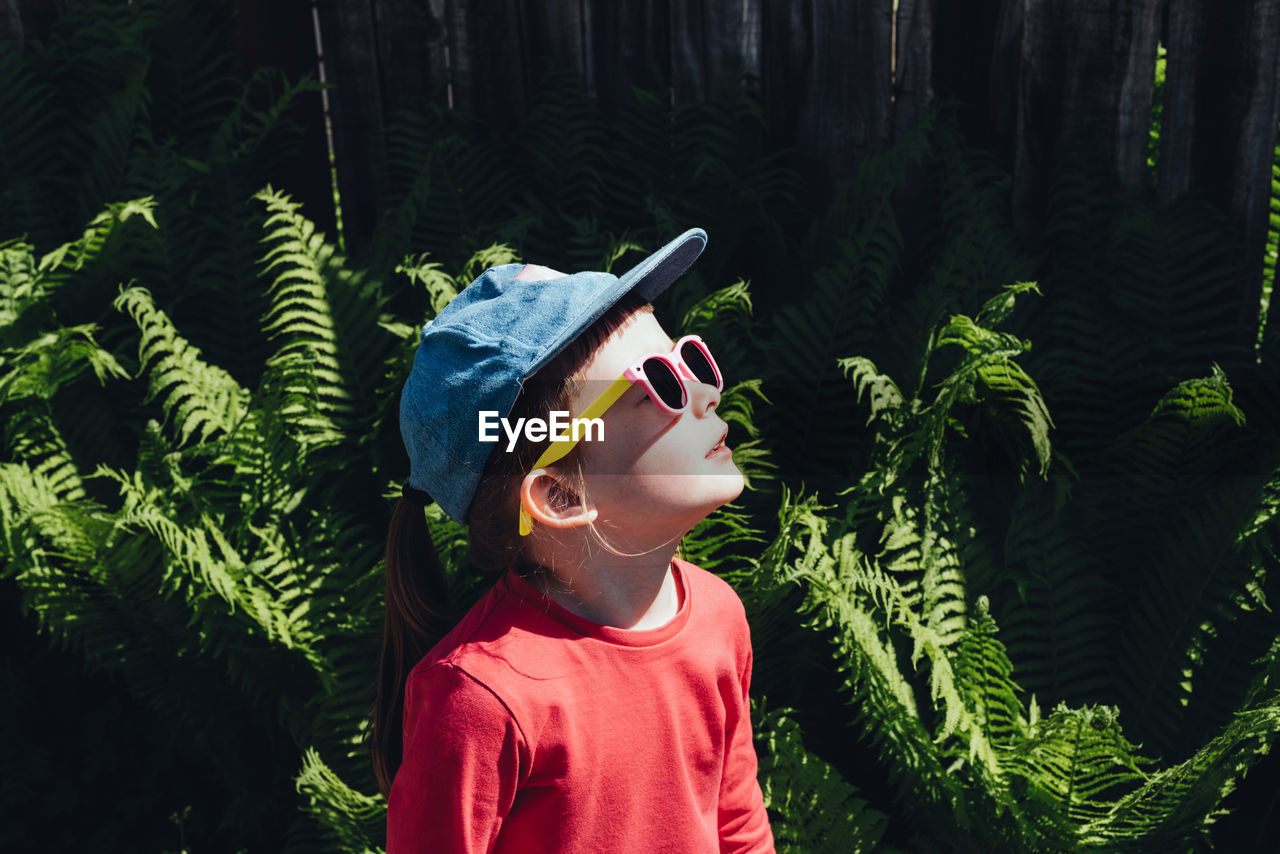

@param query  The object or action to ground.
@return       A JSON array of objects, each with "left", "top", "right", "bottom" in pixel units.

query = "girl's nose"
[{"left": 685, "top": 374, "right": 720, "bottom": 416}]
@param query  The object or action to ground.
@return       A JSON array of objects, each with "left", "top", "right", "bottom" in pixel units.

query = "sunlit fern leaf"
[
  {"left": 295, "top": 747, "right": 384, "bottom": 854},
  {"left": 0, "top": 318, "right": 126, "bottom": 500},
  {"left": 865, "top": 485, "right": 969, "bottom": 652},
  {"left": 1000, "top": 704, "right": 1153, "bottom": 848},
  {"left": 1094, "top": 701, "right": 1280, "bottom": 848},
  {"left": 37, "top": 196, "right": 158, "bottom": 275},
  {"left": 754, "top": 703, "right": 889, "bottom": 853},
  {"left": 780, "top": 518, "right": 967, "bottom": 809},
  {"left": 918, "top": 480, "right": 973, "bottom": 651},
  {"left": 840, "top": 356, "right": 905, "bottom": 427},
  {"left": 256, "top": 186, "right": 396, "bottom": 450},
  {"left": 0, "top": 462, "right": 106, "bottom": 575},
  {"left": 1257, "top": 142, "right": 1279, "bottom": 355},
  {"left": 395, "top": 253, "right": 460, "bottom": 319},
  {"left": 1, "top": 239, "right": 130, "bottom": 502},
  {"left": 932, "top": 311, "right": 1052, "bottom": 478},
  {"left": 0, "top": 461, "right": 321, "bottom": 810},
  {"left": 91, "top": 462, "right": 326, "bottom": 675},
  {"left": 114, "top": 285, "right": 247, "bottom": 447},
  {"left": 188, "top": 351, "right": 318, "bottom": 517},
  {"left": 951, "top": 597, "right": 1027, "bottom": 763}
]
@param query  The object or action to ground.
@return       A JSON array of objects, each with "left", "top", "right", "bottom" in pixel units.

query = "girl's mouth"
[{"left": 705, "top": 428, "right": 731, "bottom": 459}]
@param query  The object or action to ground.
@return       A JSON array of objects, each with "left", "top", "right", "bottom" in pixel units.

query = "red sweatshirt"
[{"left": 386, "top": 558, "right": 775, "bottom": 853}]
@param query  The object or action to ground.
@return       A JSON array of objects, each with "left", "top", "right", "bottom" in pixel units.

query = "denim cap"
[{"left": 399, "top": 228, "right": 708, "bottom": 523}]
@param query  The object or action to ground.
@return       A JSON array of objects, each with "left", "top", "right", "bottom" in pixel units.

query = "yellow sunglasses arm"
[{"left": 518, "top": 374, "right": 632, "bottom": 536}]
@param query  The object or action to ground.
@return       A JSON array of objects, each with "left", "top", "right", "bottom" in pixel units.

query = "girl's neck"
[{"left": 533, "top": 547, "right": 682, "bottom": 631}]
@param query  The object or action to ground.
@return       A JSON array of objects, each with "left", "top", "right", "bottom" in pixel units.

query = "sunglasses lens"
[
  {"left": 680, "top": 340, "right": 719, "bottom": 387},
  {"left": 644, "top": 358, "right": 686, "bottom": 409}
]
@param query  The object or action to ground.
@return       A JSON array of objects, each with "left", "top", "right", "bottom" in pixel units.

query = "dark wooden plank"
[
  {"left": 762, "top": 0, "right": 892, "bottom": 192},
  {"left": 449, "top": 0, "right": 527, "bottom": 130},
  {"left": 669, "top": 0, "right": 761, "bottom": 105},
  {"left": 717, "top": 0, "right": 763, "bottom": 87},
  {"left": 668, "top": 0, "right": 709, "bottom": 103},
  {"left": 893, "top": 0, "right": 934, "bottom": 140},
  {"left": 1008, "top": 0, "right": 1160, "bottom": 243},
  {"left": 988, "top": 0, "right": 1024, "bottom": 170},
  {"left": 933, "top": 0, "right": 1007, "bottom": 158},
  {"left": 519, "top": 0, "right": 588, "bottom": 89},
  {"left": 373, "top": 0, "right": 449, "bottom": 117},
  {"left": 585, "top": 0, "right": 671, "bottom": 112},
  {"left": 0, "top": 0, "right": 73, "bottom": 49},
  {"left": 1160, "top": 0, "right": 1280, "bottom": 341},
  {"left": 1156, "top": 0, "right": 1205, "bottom": 204},
  {"left": 316, "top": 0, "right": 389, "bottom": 248}
]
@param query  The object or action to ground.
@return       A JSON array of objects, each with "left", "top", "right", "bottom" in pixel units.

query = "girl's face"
[{"left": 567, "top": 311, "right": 744, "bottom": 541}]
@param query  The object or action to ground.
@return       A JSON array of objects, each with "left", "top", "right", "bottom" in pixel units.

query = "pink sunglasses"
[
  {"left": 517, "top": 335, "right": 723, "bottom": 535},
  {"left": 623, "top": 335, "right": 723, "bottom": 414}
]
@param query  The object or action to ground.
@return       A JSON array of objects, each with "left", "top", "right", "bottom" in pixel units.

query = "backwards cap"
[{"left": 399, "top": 228, "right": 708, "bottom": 522}]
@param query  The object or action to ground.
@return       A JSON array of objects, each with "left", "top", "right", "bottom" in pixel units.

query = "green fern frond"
[
  {"left": 780, "top": 519, "right": 967, "bottom": 808},
  {"left": 295, "top": 747, "right": 384, "bottom": 854},
  {"left": 840, "top": 356, "right": 905, "bottom": 426},
  {"left": 395, "top": 254, "right": 459, "bottom": 319},
  {"left": 932, "top": 309, "right": 1052, "bottom": 477},
  {"left": 256, "top": 185, "right": 393, "bottom": 448},
  {"left": 1006, "top": 704, "right": 1152, "bottom": 837},
  {"left": 755, "top": 703, "right": 889, "bottom": 853},
  {"left": 1105, "top": 367, "right": 1271, "bottom": 754},
  {"left": 951, "top": 596, "right": 1028, "bottom": 761},
  {"left": 114, "top": 285, "right": 247, "bottom": 446},
  {"left": 37, "top": 196, "right": 158, "bottom": 274},
  {"left": 1095, "top": 702, "right": 1280, "bottom": 848}
]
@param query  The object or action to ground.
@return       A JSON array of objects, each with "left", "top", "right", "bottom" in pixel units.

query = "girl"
[{"left": 375, "top": 229, "right": 775, "bottom": 853}]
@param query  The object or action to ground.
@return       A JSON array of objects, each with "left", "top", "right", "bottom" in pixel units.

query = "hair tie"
[{"left": 401, "top": 483, "right": 435, "bottom": 507}]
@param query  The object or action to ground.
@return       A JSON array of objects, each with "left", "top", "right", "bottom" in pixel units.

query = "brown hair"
[{"left": 371, "top": 293, "right": 652, "bottom": 795}]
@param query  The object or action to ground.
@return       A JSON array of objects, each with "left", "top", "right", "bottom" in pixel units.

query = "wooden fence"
[{"left": 4, "top": 0, "right": 1279, "bottom": 330}]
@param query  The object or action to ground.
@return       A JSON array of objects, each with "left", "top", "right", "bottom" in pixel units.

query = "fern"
[
  {"left": 754, "top": 703, "right": 889, "bottom": 853},
  {"left": 114, "top": 285, "right": 248, "bottom": 446},
  {"left": 295, "top": 748, "right": 385, "bottom": 853}
]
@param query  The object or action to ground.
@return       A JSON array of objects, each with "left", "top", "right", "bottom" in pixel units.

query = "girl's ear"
[{"left": 520, "top": 468, "right": 598, "bottom": 531}]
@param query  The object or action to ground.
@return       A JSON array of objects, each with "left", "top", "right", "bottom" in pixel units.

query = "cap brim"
[
  {"left": 522, "top": 228, "right": 708, "bottom": 379},
  {"left": 616, "top": 228, "right": 708, "bottom": 301}
]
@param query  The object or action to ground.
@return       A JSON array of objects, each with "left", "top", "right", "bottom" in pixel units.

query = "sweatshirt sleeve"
[
  {"left": 718, "top": 622, "right": 776, "bottom": 852},
  {"left": 387, "top": 662, "right": 526, "bottom": 854}
]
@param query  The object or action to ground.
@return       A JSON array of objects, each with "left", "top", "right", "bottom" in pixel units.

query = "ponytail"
[{"left": 371, "top": 496, "right": 453, "bottom": 796}]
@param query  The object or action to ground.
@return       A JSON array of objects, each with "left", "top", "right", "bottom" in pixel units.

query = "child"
[{"left": 375, "top": 229, "right": 775, "bottom": 853}]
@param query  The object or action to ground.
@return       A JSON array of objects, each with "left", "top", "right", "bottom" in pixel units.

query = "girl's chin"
[{"left": 682, "top": 470, "right": 747, "bottom": 517}]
